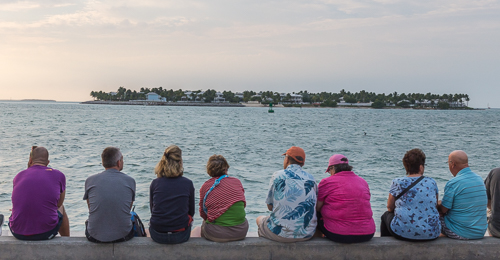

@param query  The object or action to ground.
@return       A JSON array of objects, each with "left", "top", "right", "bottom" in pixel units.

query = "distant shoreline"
[
  {"left": 21, "top": 99, "right": 57, "bottom": 102},
  {"left": 80, "top": 100, "right": 244, "bottom": 107},
  {"left": 79, "top": 100, "right": 481, "bottom": 110}
]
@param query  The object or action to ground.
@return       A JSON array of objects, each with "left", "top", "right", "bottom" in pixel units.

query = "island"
[{"left": 84, "top": 87, "right": 471, "bottom": 109}]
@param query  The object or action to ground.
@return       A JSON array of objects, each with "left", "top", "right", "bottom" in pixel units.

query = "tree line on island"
[{"left": 90, "top": 87, "right": 470, "bottom": 109}]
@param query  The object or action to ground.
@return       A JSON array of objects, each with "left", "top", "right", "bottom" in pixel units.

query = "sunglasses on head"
[{"left": 30, "top": 146, "right": 37, "bottom": 157}]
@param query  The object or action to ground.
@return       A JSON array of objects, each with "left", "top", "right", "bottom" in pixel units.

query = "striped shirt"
[
  {"left": 199, "top": 176, "right": 246, "bottom": 223},
  {"left": 442, "top": 167, "right": 488, "bottom": 239}
]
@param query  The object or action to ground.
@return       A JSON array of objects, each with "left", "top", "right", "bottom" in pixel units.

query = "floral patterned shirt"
[
  {"left": 389, "top": 176, "right": 441, "bottom": 240},
  {"left": 265, "top": 164, "right": 317, "bottom": 238}
]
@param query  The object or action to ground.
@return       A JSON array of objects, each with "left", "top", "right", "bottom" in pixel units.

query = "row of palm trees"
[{"left": 90, "top": 87, "right": 470, "bottom": 107}]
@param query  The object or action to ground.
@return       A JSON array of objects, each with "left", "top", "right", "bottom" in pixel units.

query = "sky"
[{"left": 0, "top": 0, "right": 499, "bottom": 107}]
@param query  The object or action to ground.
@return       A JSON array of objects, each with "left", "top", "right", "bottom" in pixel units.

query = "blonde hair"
[
  {"left": 155, "top": 145, "right": 183, "bottom": 178},
  {"left": 206, "top": 155, "right": 229, "bottom": 177}
]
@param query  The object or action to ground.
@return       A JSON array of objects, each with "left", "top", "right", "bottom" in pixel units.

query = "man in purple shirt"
[{"left": 9, "top": 146, "right": 70, "bottom": 240}]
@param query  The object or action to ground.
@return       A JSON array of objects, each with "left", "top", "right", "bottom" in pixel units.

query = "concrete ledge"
[{"left": 1, "top": 237, "right": 500, "bottom": 260}]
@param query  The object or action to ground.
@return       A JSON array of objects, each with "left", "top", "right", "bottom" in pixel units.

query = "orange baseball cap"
[{"left": 282, "top": 146, "right": 306, "bottom": 164}]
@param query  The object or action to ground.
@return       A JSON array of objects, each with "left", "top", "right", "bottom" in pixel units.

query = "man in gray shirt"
[
  {"left": 83, "top": 147, "right": 136, "bottom": 242},
  {"left": 485, "top": 167, "right": 500, "bottom": 237}
]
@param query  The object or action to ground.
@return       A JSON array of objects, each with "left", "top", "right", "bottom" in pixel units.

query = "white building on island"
[{"left": 146, "top": 92, "right": 160, "bottom": 101}]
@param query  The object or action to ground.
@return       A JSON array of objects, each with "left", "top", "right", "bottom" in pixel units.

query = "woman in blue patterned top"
[{"left": 380, "top": 148, "right": 441, "bottom": 241}]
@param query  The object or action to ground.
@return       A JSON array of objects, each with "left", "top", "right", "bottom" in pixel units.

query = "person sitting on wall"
[
  {"left": 485, "top": 166, "right": 500, "bottom": 238},
  {"left": 149, "top": 145, "right": 195, "bottom": 244},
  {"left": 192, "top": 154, "right": 248, "bottom": 242},
  {"left": 256, "top": 146, "right": 317, "bottom": 242},
  {"left": 84, "top": 147, "right": 136, "bottom": 243},
  {"left": 316, "top": 154, "right": 375, "bottom": 243},
  {"left": 380, "top": 148, "right": 441, "bottom": 241},
  {"left": 9, "top": 146, "right": 70, "bottom": 240},
  {"left": 438, "top": 150, "right": 487, "bottom": 239}
]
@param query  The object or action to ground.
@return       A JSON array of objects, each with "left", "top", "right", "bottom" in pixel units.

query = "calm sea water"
[{"left": 1, "top": 101, "right": 499, "bottom": 232}]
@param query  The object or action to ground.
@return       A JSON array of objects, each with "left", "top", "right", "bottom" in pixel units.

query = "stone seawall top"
[{"left": 1, "top": 236, "right": 500, "bottom": 260}]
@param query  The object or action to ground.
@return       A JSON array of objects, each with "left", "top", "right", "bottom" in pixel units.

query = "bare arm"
[
  {"left": 488, "top": 200, "right": 492, "bottom": 210},
  {"left": 58, "top": 190, "right": 66, "bottom": 208},
  {"left": 86, "top": 199, "right": 90, "bottom": 210},
  {"left": 316, "top": 200, "right": 324, "bottom": 212},
  {"left": 387, "top": 193, "right": 395, "bottom": 212},
  {"left": 437, "top": 200, "right": 449, "bottom": 215},
  {"left": 267, "top": 204, "right": 273, "bottom": 211}
]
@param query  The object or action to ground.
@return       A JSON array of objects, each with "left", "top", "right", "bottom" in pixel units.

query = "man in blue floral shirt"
[{"left": 257, "top": 146, "right": 317, "bottom": 242}]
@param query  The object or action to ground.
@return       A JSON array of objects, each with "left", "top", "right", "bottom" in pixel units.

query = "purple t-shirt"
[
  {"left": 317, "top": 171, "right": 375, "bottom": 235},
  {"left": 9, "top": 165, "right": 66, "bottom": 235}
]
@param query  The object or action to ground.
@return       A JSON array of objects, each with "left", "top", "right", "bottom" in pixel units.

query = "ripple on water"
[{"left": 1, "top": 102, "right": 499, "bottom": 232}]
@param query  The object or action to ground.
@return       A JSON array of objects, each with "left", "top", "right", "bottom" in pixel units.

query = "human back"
[
  {"left": 319, "top": 172, "right": 374, "bottom": 235},
  {"left": 257, "top": 146, "right": 317, "bottom": 242},
  {"left": 381, "top": 148, "right": 441, "bottom": 241},
  {"left": 196, "top": 154, "right": 248, "bottom": 242},
  {"left": 10, "top": 165, "right": 65, "bottom": 235},
  {"left": 9, "top": 146, "right": 69, "bottom": 240},
  {"left": 485, "top": 167, "right": 500, "bottom": 237},
  {"left": 84, "top": 147, "right": 136, "bottom": 242},
  {"left": 438, "top": 150, "right": 487, "bottom": 240},
  {"left": 149, "top": 145, "right": 195, "bottom": 244},
  {"left": 317, "top": 154, "right": 374, "bottom": 243}
]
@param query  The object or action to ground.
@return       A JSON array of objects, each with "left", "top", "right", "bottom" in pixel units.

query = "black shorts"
[{"left": 10, "top": 211, "right": 63, "bottom": 241}]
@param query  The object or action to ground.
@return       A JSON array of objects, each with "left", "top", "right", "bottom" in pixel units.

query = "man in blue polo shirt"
[{"left": 437, "top": 150, "right": 487, "bottom": 239}]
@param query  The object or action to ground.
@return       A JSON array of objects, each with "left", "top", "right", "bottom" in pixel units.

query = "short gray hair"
[{"left": 101, "top": 147, "right": 122, "bottom": 168}]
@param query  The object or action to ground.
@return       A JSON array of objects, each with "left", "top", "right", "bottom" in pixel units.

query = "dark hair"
[
  {"left": 207, "top": 155, "right": 229, "bottom": 177},
  {"left": 403, "top": 148, "right": 426, "bottom": 175},
  {"left": 287, "top": 156, "right": 304, "bottom": 166},
  {"left": 101, "top": 147, "right": 122, "bottom": 168},
  {"left": 333, "top": 164, "right": 353, "bottom": 173}
]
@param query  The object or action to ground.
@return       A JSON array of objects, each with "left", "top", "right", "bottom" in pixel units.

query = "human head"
[
  {"left": 403, "top": 149, "right": 426, "bottom": 175},
  {"left": 155, "top": 145, "right": 183, "bottom": 178},
  {"left": 326, "top": 154, "right": 352, "bottom": 174},
  {"left": 448, "top": 150, "right": 469, "bottom": 176},
  {"left": 282, "top": 146, "right": 305, "bottom": 168},
  {"left": 28, "top": 146, "right": 50, "bottom": 167},
  {"left": 101, "top": 147, "right": 123, "bottom": 170},
  {"left": 206, "top": 154, "right": 229, "bottom": 177}
]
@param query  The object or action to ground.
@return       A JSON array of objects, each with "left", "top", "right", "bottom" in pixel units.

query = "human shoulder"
[
  {"left": 226, "top": 176, "right": 243, "bottom": 185},
  {"left": 272, "top": 169, "right": 286, "bottom": 178},
  {"left": 490, "top": 168, "right": 500, "bottom": 175},
  {"left": 422, "top": 176, "right": 437, "bottom": 184},
  {"left": 180, "top": 176, "right": 194, "bottom": 184},
  {"left": 391, "top": 176, "right": 409, "bottom": 184}
]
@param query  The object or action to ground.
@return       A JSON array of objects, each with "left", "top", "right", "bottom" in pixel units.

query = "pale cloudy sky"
[{"left": 0, "top": 0, "right": 499, "bottom": 107}]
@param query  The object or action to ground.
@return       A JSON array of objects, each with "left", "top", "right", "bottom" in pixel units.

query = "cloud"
[{"left": 0, "top": 1, "right": 40, "bottom": 11}]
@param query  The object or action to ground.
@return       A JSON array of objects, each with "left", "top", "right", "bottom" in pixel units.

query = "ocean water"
[{"left": 1, "top": 101, "right": 499, "bottom": 232}]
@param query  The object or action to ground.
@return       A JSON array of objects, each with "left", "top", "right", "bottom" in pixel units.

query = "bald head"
[
  {"left": 30, "top": 147, "right": 49, "bottom": 166},
  {"left": 448, "top": 150, "right": 469, "bottom": 176}
]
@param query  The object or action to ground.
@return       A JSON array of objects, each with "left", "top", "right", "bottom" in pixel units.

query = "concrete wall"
[{"left": 1, "top": 237, "right": 500, "bottom": 260}]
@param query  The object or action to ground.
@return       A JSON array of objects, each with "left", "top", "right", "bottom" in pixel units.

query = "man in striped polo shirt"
[{"left": 437, "top": 150, "right": 487, "bottom": 239}]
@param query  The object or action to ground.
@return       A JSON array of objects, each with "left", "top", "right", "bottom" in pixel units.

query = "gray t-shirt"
[
  {"left": 485, "top": 167, "right": 500, "bottom": 237},
  {"left": 83, "top": 168, "right": 136, "bottom": 242}
]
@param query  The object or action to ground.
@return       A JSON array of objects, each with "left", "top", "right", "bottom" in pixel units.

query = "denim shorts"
[
  {"left": 10, "top": 211, "right": 63, "bottom": 241},
  {"left": 149, "top": 225, "right": 191, "bottom": 244}
]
